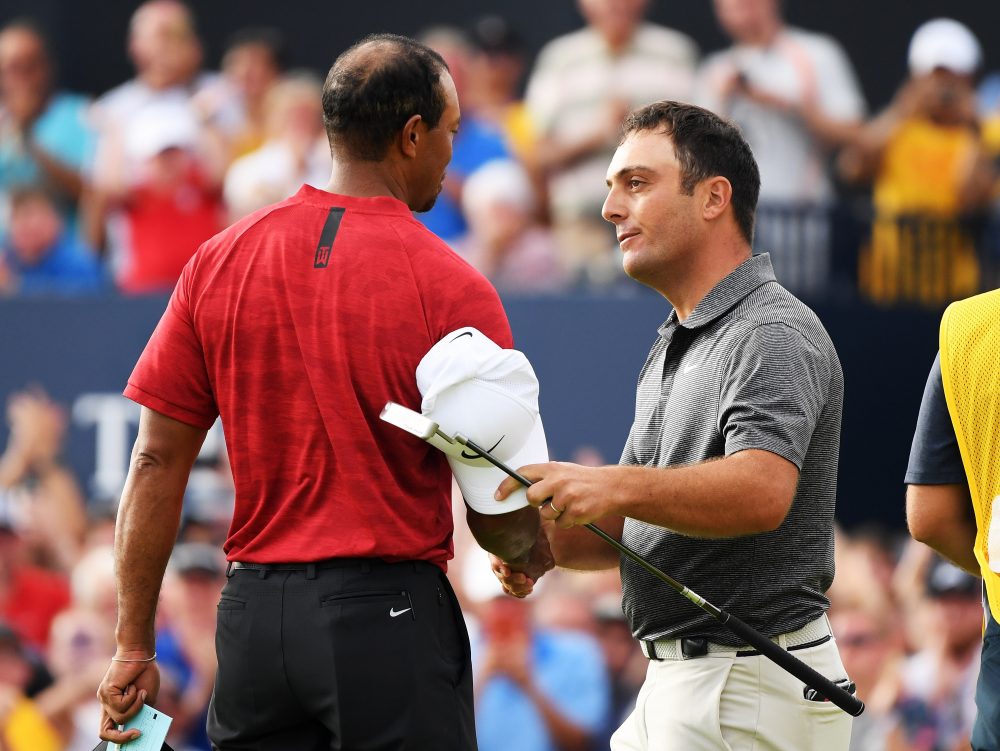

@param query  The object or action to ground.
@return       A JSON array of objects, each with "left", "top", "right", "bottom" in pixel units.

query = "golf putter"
[{"left": 380, "top": 401, "right": 864, "bottom": 717}]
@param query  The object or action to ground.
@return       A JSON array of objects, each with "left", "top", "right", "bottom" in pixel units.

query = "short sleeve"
[
  {"left": 619, "top": 425, "right": 639, "bottom": 466},
  {"left": 718, "top": 324, "right": 830, "bottom": 469},
  {"left": 124, "top": 266, "right": 218, "bottom": 429},
  {"left": 422, "top": 262, "right": 513, "bottom": 349},
  {"left": 904, "top": 353, "right": 966, "bottom": 485}
]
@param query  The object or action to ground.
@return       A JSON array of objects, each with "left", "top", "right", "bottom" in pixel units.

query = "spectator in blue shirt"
[
  {"left": 416, "top": 27, "right": 510, "bottom": 242},
  {"left": 0, "top": 188, "right": 103, "bottom": 296},
  {"left": 0, "top": 19, "right": 94, "bottom": 237},
  {"left": 472, "top": 591, "right": 610, "bottom": 751}
]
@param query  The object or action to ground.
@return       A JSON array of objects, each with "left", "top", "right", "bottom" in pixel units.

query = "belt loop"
[
  {"left": 258, "top": 567, "right": 268, "bottom": 580},
  {"left": 305, "top": 563, "right": 316, "bottom": 580},
  {"left": 643, "top": 640, "right": 662, "bottom": 661},
  {"left": 361, "top": 561, "right": 371, "bottom": 574},
  {"left": 225, "top": 562, "right": 234, "bottom": 578}
]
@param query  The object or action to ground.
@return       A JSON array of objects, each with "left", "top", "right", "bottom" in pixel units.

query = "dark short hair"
[
  {"left": 322, "top": 33, "right": 449, "bottom": 161},
  {"left": 621, "top": 101, "right": 760, "bottom": 244}
]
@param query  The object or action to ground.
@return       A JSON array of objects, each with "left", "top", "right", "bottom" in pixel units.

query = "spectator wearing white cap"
[
  {"left": 97, "top": 98, "right": 226, "bottom": 293},
  {"left": 839, "top": 18, "right": 995, "bottom": 305},
  {"left": 84, "top": 0, "right": 232, "bottom": 261},
  {"left": 454, "top": 159, "right": 567, "bottom": 293}
]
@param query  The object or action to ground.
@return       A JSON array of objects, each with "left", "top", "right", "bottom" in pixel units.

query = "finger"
[
  {"left": 554, "top": 511, "right": 577, "bottom": 530},
  {"left": 502, "top": 571, "right": 528, "bottom": 586},
  {"left": 494, "top": 463, "right": 550, "bottom": 501},
  {"left": 539, "top": 498, "right": 563, "bottom": 522},
  {"left": 103, "top": 684, "right": 143, "bottom": 724},
  {"left": 504, "top": 579, "right": 533, "bottom": 598},
  {"left": 100, "top": 712, "right": 141, "bottom": 744},
  {"left": 495, "top": 475, "right": 522, "bottom": 501}
]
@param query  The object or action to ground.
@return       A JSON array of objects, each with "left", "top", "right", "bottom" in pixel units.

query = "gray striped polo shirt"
[{"left": 619, "top": 253, "right": 843, "bottom": 645}]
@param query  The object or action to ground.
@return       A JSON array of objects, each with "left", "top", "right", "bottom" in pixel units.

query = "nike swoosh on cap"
[{"left": 461, "top": 435, "right": 505, "bottom": 460}]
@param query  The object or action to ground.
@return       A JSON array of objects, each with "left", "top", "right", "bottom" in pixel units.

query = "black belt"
[{"left": 226, "top": 558, "right": 433, "bottom": 579}]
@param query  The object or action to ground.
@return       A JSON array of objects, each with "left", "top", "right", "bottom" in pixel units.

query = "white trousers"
[{"left": 610, "top": 632, "right": 853, "bottom": 750}]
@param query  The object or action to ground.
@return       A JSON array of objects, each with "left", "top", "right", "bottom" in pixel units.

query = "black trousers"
[{"left": 207, "top": 559, "right": 477, "bottom": 751}]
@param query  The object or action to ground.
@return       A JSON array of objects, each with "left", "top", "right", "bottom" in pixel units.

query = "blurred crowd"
[
  {"left": 2, "top": 0, "right": 1000, "bottom": 749},
  {"left": 0, "top": 388, "right": 987, "bottom": 751},
  {"left": 3, "top": 0, "right": 1000, "bottom": 303}
]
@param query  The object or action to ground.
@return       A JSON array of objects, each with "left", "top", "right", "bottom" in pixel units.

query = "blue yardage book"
[{"left": 91, "top": 704, "right": 175, "bottom": 751}]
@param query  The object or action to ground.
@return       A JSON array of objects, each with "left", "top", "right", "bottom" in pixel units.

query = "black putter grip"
[{"left": 720, "top": 611, "right": 864, "bottom": 716}]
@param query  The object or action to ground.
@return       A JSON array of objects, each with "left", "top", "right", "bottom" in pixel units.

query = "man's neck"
[
  {"left": 658, "top": 242, "right": 751, "bottom": 321},
  {"left": 325, "top": 159, "right": 409, "bottom": 205},
  {"left": 737, "top": 19, "right": 783, "bottom": 49},
  {"left": 601, "top": 26, "right": 639, "bottom": 56}
]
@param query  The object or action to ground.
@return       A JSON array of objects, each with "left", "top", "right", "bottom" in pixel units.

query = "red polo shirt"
[{"left": 125, "top": 185, "right": 512, "bottom": 569}]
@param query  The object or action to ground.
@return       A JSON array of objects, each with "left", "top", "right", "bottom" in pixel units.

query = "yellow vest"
[{"left": 939, "top": 288, "right": 1000, "bottom": 620}]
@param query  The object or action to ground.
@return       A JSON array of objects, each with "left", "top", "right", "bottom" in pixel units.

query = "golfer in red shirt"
[{"left": 97, "top": 33, "right": 542, "bottom": 750}]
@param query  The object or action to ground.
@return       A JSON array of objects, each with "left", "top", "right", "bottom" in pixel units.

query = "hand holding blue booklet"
[{"left": 91, "top": 704, "right": 174, "bottom": 751}]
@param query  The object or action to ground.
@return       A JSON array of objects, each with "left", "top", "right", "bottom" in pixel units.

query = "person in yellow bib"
[{"left": 906, "top": 287, "right": 1000, "bottom": 750}]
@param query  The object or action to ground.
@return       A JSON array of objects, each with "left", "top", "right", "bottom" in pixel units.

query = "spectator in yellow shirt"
[{"left": 840, "top": 19, "right": 995, "bottom": 305}]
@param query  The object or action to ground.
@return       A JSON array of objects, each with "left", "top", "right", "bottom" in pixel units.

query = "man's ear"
[
  {"left": 399, "top": 114, "right": 423, "bottom": 158},
  {"left": 702, "top": 176, "right": 732, "bottom": 222}
]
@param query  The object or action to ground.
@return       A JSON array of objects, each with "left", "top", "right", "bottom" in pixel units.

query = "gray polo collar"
[{"left": 658, "top": 253, "right": 776, "bottom": 339}]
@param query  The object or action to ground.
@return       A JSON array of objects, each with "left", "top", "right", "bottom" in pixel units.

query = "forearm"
[
  {"left": 467, "top": 505, "right": 540, "bottom": 564},
  {"left": 26, "top": 143, "right": 84, "bottom": 199},
  {"left": 605, "top": 451, "right": 796, "bottom": 537},
  {"left": 906, "top": 484, "right": 979, "bottom": 574},
  {"left": 115, "top": 461, "right": 188, "bottom": 651},
  {"left": 838, "top": 110, "right": 901, "bottom": 184},
  {"left": 547, "top": 516, "right": 622, "bottom": 571},
  {"left": 801, "top": 111, "right": 863, "bottom": 149}
]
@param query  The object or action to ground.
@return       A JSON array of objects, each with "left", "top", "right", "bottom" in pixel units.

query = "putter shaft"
[{"left": 456, "top": 434, "right": 864, "bottom": 718}]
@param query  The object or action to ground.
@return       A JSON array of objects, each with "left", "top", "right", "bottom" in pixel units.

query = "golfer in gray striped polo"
[{"left": 494, "top": 100, "right": 852, "bottom": 750}]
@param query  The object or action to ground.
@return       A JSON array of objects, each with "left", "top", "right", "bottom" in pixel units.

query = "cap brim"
[{"left": 448, "top": 414, "right": 548, "bottom": 515}]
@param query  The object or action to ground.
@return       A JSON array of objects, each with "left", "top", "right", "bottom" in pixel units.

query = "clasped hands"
[{"left": 490, "top": 461, "right": 611, "bottom": 597}]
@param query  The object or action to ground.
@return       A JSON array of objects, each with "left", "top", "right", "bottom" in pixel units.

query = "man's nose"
[{"left": 602, "top": 188, "right": 624, "bottom": 224}]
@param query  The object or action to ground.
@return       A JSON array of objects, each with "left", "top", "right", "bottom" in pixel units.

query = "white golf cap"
[
  {"left": 125, "top": 101, "right": 200, "bottom": 161},
  {"left": 416, "top": 327, "right": 548, "bottom": 515},
  {"left": 908, "top": 18, "right": 981, "bottom": 76}
]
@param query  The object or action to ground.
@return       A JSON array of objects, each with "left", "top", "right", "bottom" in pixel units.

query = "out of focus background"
[{"left": 0, "top": 1, "right": 997, "bottom": 749}]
